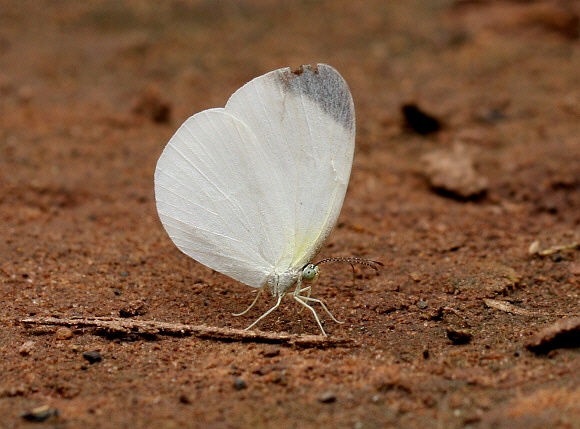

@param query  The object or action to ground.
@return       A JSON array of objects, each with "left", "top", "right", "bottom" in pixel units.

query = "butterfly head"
[{"left": 301, "top": 263, "right": 320, "bottom": 283}]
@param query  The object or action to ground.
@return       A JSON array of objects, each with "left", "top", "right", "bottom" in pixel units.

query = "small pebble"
[
  {"left": 477, "top": 108, "right": 505, "bottom": 124},
  {"left": 233, "top": 378, "right": 247, "bottom": 390},
  {"left": 21, "top": 405, "right": 59, "bottom": 422},
  {"left": 253, "top": 365, "right": 273, "bottom": 376},
  {"left": 528, "top": 240, "right": 541, "bottom": 255},
  {"left": 19, "top": 341, "right": 35, "bottom": 356},
  {"left": 261, "top": 347, "right": 281, "bottom": 358},
  {"left": 55, "top": 327, "right": 73, "bottom": 340},
  {"left": 119, "top": 300, "right": 147, "bottom": 318},
  {"left": 446, "top": 327, "right": 473, "bottom": 345},
  {"left": 417, "top": 300, "right": 428, "bottom": 309},
  {"left": 271, "top": 372, "right": 287, "bottom": 386},
  {"left": 179, "top": 394, "right": 192, "bottom": 404},
  {"left": 318, "top": 391, "right": 337, "bottom": 403},
  {"left": 82, "top": 350, "right": 102, "bottom": 364},
  {"left": 409, "top": 272, "right": 421, "bottom": 282}
]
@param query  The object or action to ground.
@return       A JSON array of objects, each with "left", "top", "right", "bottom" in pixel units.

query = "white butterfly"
[{"left": 154, "top": 64, "right": 356, "bottom": 336}]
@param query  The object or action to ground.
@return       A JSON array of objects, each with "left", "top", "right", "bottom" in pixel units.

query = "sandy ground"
[{"left": 1, "top": 1, "right": 579, "bottom": 428}]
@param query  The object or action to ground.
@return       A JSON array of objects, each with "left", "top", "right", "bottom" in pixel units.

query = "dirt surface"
[{"left": 1, "top": 1, "right": 580, "bottom": 428}]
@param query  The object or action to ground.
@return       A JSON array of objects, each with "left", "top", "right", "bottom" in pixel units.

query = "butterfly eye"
[{"left": 302, "top": 264, "right": 319, "bottom": 281}]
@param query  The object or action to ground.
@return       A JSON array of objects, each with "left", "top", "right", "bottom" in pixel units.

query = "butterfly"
[{"left": 155, "top": 64, "right": 377, "bottom": 336}]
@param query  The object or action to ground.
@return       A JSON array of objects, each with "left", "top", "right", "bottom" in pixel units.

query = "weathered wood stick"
[{"left": 14, "top": 316, "right": 351, "bottom": 347}]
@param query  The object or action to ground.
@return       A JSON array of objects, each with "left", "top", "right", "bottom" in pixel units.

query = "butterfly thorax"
[{"left": 267, "top": 271, "right": 300, "bottom": 297}]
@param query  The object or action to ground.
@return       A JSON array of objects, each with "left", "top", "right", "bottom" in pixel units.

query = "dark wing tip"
[{"left": 276, "top": 64, "right": 354, "bottom": 132}]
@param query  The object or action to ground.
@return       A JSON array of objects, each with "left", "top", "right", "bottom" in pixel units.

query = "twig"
[
  {"left": 529, "top": 240, "right": 579, "bottom": 257},
  {"left": 483, "top": 298, "right": 578, "bottom": 317},
  {"left": 14, "top": 316, "right": 351, "bottom": 347}
]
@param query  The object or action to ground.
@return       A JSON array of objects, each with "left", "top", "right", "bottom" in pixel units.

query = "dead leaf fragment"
[
  {"left": 484, "top": 298, "right": 539, "bottom": 316},
  {"left": 421, "top": 143, "right": 488, "bottom": 200},
  {"left": 526, "top": 317, "right": 580, "bottom": 354}
]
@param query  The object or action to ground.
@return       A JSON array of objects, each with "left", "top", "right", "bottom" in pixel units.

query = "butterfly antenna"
[
  {"left": 314, "top": 257, "right": 383, "bottom": 270},
  {"left": 314, "top": 257, "right": 383, "bottom": 287}
]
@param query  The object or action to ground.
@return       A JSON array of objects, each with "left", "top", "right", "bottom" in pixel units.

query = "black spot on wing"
[{"left": 276, "top": 64, "right": 354, "bottom": 132}]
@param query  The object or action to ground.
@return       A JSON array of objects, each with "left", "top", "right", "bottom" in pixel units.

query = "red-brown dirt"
[{"left": 1, "top": 1, "right": 579, "bottom": 428}]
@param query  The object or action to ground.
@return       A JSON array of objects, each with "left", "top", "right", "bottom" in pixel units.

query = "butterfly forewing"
[{"left": 225, "top": 64, "right": 355, "bottom": 270}]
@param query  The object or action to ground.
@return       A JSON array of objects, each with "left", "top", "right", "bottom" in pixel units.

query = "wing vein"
[{"left": 250, "top": 83, "right": 282, "bottom": 264}]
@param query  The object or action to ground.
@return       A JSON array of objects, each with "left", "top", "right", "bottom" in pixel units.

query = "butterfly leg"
[
  {"left": 296, "top": 272, "right": 316, "bottom": 313},
  {"left": 292, "top": 295, "right": 327, "bottom": 336},
  {"left": 295, "top": 294, "right": 344, "bottom": 324},
  {"left": 244, "top": 294, "right": 283, "bottom": 331},
  {"left": 232, "top": 287, "right": 263, "bottom": 316},
  {"left": 296, "top": 286, "right": 312, "bottom": 314}
]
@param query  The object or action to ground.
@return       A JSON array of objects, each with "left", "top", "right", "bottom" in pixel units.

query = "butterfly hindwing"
[{"left": 155, "top": 109, "right": 291, "bottom": 287}]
